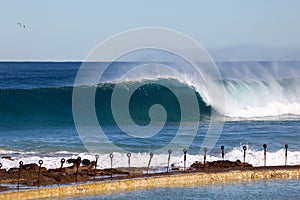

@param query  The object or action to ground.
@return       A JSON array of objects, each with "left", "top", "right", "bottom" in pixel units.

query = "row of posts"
[
  {"left": 94, "top": 144, "right": 290, "bottom": 171},
  {"left": 199, "top": 144, "right": 289, "bottom": 168},
  {"left": 0, "top": 144, "right": 290, "bottom": 189},
  {"left": 242, "top": 144, "right": 289, "bottom": 166}
]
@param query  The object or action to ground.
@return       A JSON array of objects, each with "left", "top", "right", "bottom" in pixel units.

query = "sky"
[{"left": 1, "top": 0, "right": 300, "bottom": 61}]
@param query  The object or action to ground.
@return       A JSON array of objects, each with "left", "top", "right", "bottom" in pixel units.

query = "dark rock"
[
  {"left": 190, "top": 161, "right": 206, "bottom": 169},
  {"left": 2, "top": 156, "right": 13, "bottom": 161},
  {"left": 0, "top": 186, "right": 9, "bottom": 192},
  {"left": 20, "top": 163, "right": 46, "bottom": 172},
  {"left": 21, "top": 163, "right": 39, "bottom": 171},
  {"left": 54, "top": 175, "right": 62, "bottom": 182},
  {"left": 7, "top": 168, "right": 19, "bottom": 174},
  {"left": 67, "top": 158, "right": 76, "bottom": 164},
  {"left": 90, "top": 161, "right": 96, "bottom": 167},
  {"left": 190, "top": 160, "right": 253, "bottom": 169},
  {"left": 82, "top": 159, "right": 91, "bottom": 166}
]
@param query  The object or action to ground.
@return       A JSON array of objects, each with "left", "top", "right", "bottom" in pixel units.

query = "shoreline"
[{"left": 1, "top": 166, "right": 300, "bottom": 200}]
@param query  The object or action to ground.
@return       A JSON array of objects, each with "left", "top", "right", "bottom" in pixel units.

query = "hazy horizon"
[{"left": 1, "top": 45, "right": 300, "bottom": 62}]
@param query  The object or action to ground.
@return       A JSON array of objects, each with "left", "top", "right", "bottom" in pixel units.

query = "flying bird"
[{"left": 17, "top": 23, "right": 26, "bottom": 28}]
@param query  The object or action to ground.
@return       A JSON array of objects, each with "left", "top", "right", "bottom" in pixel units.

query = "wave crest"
[{"left": 0, "top": 77, "right": 300, "bottom": 127}]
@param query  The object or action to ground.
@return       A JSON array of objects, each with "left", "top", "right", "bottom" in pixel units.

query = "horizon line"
[{"left": 1, "top": 59, "right": 300, "bottom": 62}]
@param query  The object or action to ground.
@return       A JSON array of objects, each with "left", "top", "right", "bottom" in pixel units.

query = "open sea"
[{"left": 0, "top": 61, "right": 300, "bottom": 199}]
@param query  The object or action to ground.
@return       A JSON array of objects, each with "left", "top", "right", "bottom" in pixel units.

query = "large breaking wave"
[{"left": 1, "top": 77, "right": 300, "bottom": 128}]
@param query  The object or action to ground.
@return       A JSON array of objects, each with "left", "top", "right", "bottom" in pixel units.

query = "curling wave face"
[
  {"left": 1, "top": 77, "right": 300, "bottom": 129},
  {"left": 0, "top": 79, "right": 211, "bottom": 128}
]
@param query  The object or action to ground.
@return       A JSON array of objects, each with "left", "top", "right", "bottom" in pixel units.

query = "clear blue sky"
[{"left": 1, "top": 0, "right": 300, "bottom": 60}]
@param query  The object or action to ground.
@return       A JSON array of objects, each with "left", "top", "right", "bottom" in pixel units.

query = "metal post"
[
  {"left": 57, "top": 158, "right": 65, "bottom": 186},
  {"left": 127, "top": 153, "right": 131, "bottom": 168},
  {"left": 203, "top": 148, "right": 208, "bottom": 166},
  {"left": 17, "top": 161, "right": 23, "bottom": 191},
  {"left": 109, "top": 153, "right": 114, "bottom": 178},
  {"left": 75, "top": 156, "right": 81, "bottom": 183},
  {"left": 285, "top": 144, "right": 288, "bottom": 166},
  {"left": 221, "top": 146, "right": 225, "bottom": 160},
  {"left": 94, "top": 154, "right": 99, "bottom": 180},
  {"left": 37, "top": 160, "right": 43, "bottom": 187},
  {"left": 243, "top": 146, "right": 247, "bottom": 163},
  {"left": 263, "top": 144, "right": 267, "bottom": 167},
  {"left": 60, "top": 158, "right": 65, "bottom": 172},
  {"left": 0, "top": 163, "right": 2, "bottom": 187},
  {"left": 183, "top": 148, "right": 187, "bottom": 171},
  {"left": 167, "top": 149, "right": 172, "bottom": 173},
  {"left": 147, "top": 152, "right": 154, "bottom": 175}
]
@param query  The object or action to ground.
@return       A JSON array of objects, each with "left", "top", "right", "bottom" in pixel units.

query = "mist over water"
[{"left": 217, "top": 61, "right": 300, "bottom": 118}]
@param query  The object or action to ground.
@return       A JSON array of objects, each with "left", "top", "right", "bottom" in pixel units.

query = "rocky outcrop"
[
  {"left": 0, "top": 159, "right": 129, "bottom": 187},
  {"left": 190, "top": 160, "right": 253, "bottom": 169}
]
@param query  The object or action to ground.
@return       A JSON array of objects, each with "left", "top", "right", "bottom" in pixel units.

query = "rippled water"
[{"left": 61, "top": 179, "right": 300, "bottom": 200}]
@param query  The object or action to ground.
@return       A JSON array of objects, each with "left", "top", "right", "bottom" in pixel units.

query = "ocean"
[
  {"left": 67, "top": 179, "right": 300, "bottom": 200},
  {"left": 0, "top": 61, "right": 300, "bottom": 198}
]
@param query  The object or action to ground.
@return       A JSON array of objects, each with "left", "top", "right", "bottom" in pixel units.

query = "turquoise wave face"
[
  {"left": 0, "top": 87, "right": 74, "bottom": 127},
  {"left": 1, "top": 76, "right": 300, "bottom": 129},
  {"left": 1, "top": 61, "right": 300, "bottom": 122},
  {"left": 0, "top": 79, "right": 211, "bottom": 128}
]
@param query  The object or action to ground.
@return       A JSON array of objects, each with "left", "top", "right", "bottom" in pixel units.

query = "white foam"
[
  {"left": 222, "top": 77, "right": 300, "bottom": 119},
  {"left": 0, "top": 149, "right": 19, "bottom": 155},
  {"left": 225, "top": 147, "right": 300, "bottom": 166},
  {"left": 1, "top": 147, "right": 299, "bottom": 170}
]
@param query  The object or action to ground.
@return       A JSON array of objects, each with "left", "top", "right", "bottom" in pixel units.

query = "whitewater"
[{"left": 1, "top": 145, "right": 300, "bottom": 170}]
